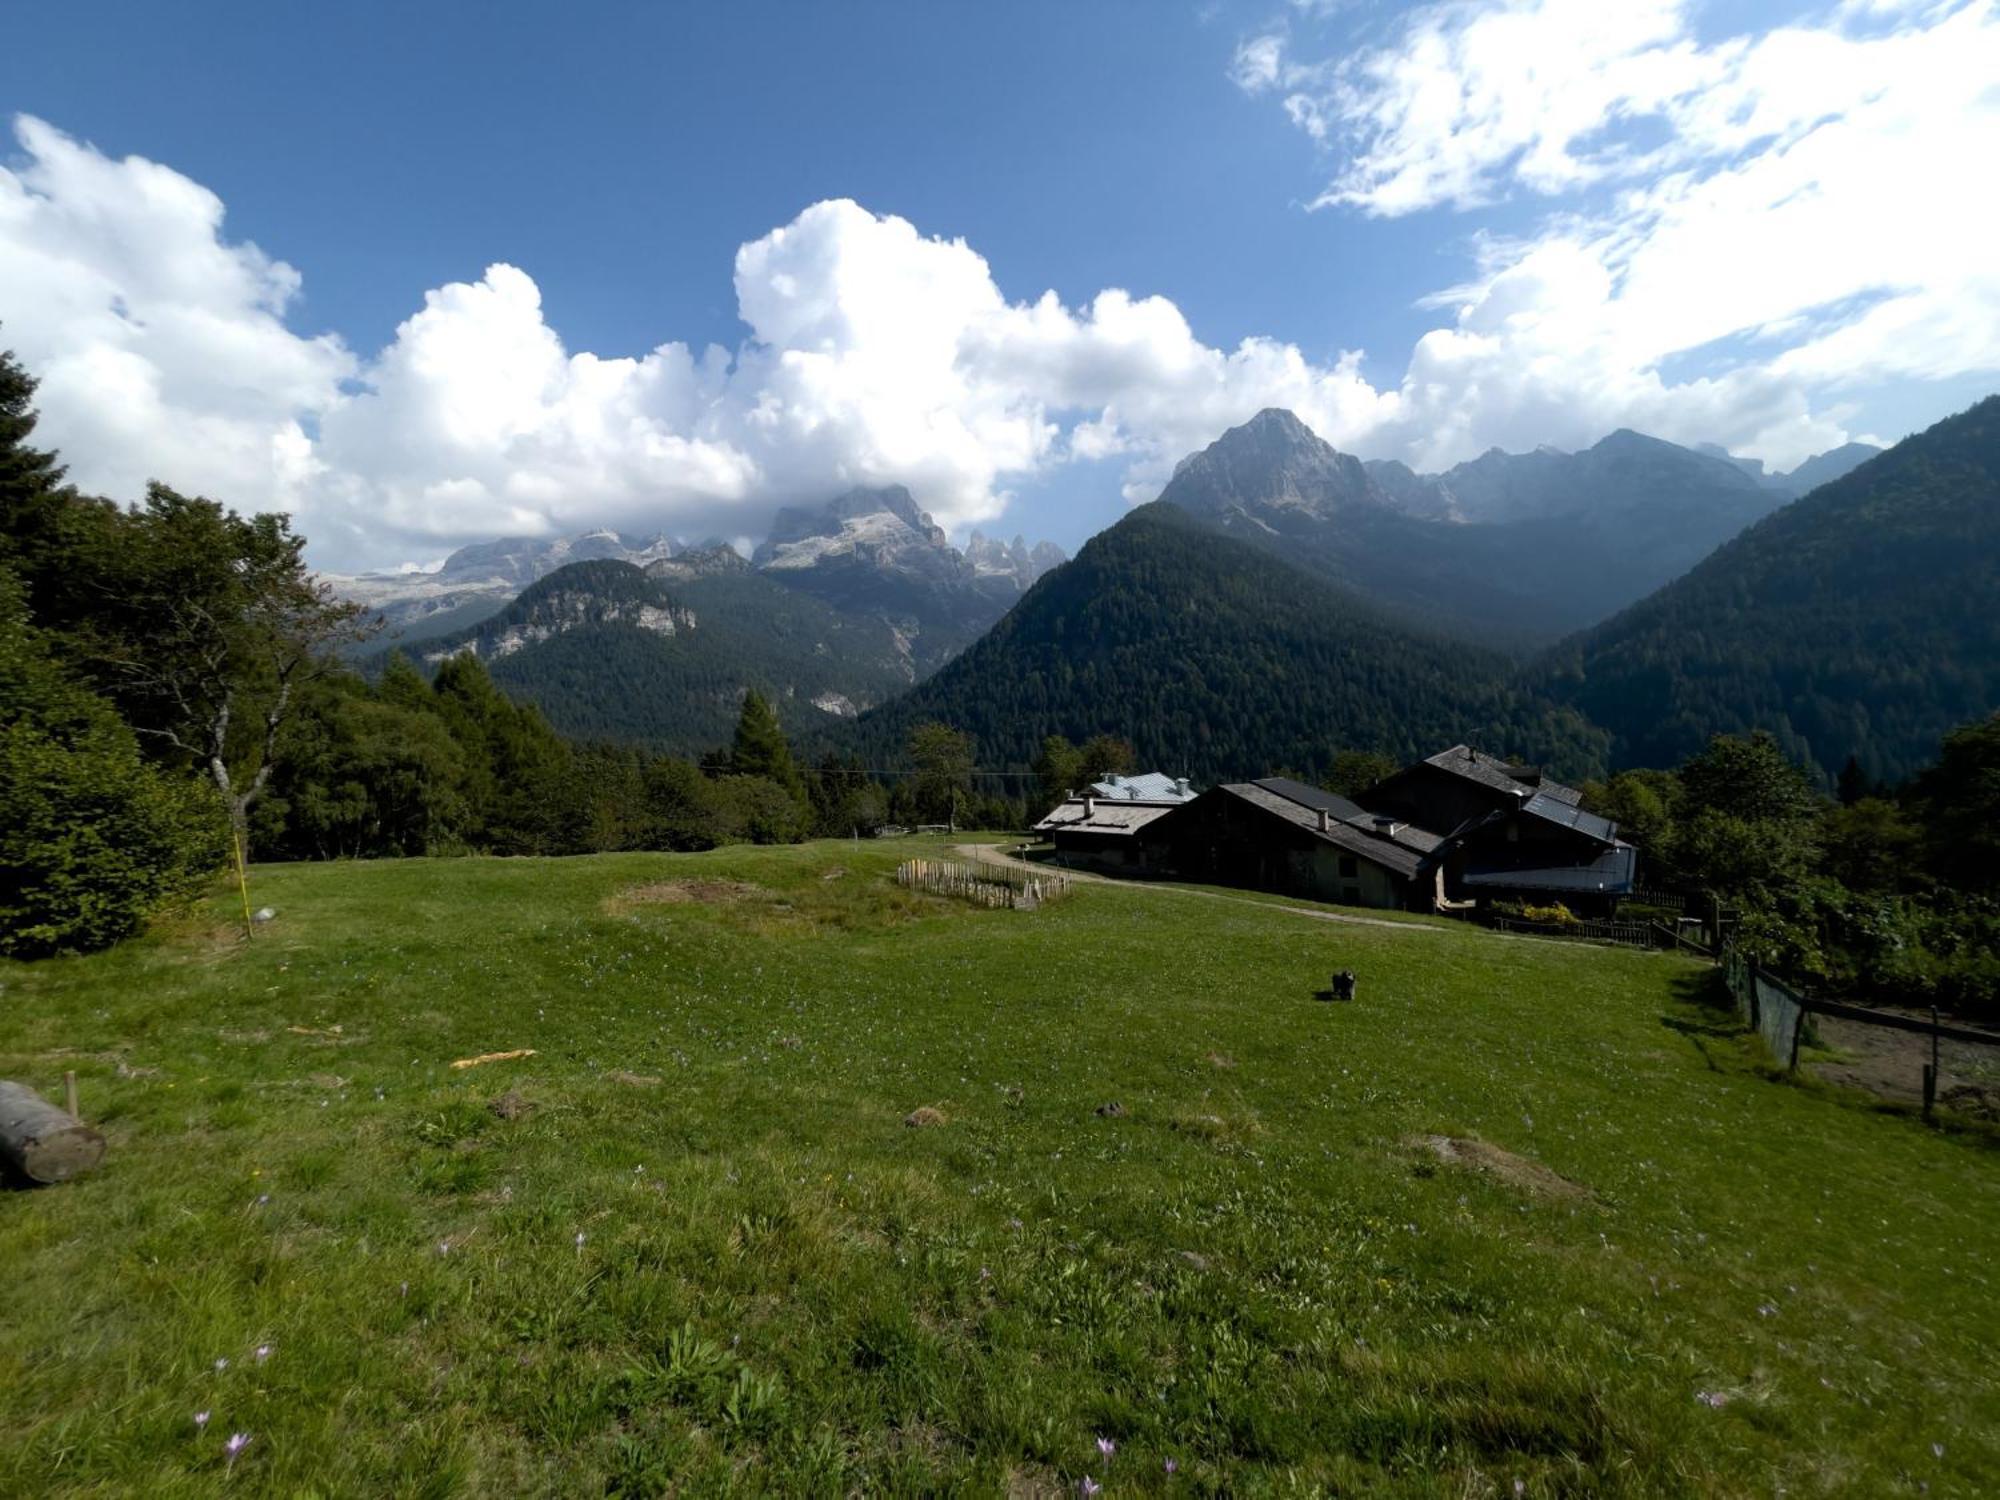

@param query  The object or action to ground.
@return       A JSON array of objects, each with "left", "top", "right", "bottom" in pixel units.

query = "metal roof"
[
  {"left": 1221, "top": 783, "right": 1429, "bottom": 880},
  {"left": 1088, "top": 772, "right": 1194, "bottom": 802},
  {"left": 1519, "top": 791, "right": 1619, "bottom": 844},
  {"left": 1034, "top": 798, "right": 1184, "bottom": 836},
  {"left": 1423, "top": 745, "right": 1582, "bottom": 806},
  {"left": 1252, "top": 777, "right": 1368, "bottom": 822},
  {"left": 1460, "top": 844, "right": 1637, "bottom": 895},
  {"left": 1255, "top": 778, "right": 1444, "bottom": 855}
]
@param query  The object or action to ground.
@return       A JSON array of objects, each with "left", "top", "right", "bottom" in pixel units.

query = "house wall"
[
  {"left": 1141, "top": 792, "right": 1412, "bottom": 909},
  {"left": 1295, "top": 844, "right": 1406, "bottom": 909},
  {"left": 1050, "top": 831, "right": 1146, "bottom": 873},
  {"left": 1444, "top": 810, "right": 1632, "bottom": 915}
]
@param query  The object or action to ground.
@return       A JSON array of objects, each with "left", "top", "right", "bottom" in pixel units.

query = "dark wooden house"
[
  {"left": 1361, "top": 744, "right": 1586, "bottom": 834},
  {"left": 1437, "top": 792, "right": 1637, "bottom": 915},
  {"left": 1137, "top": 777, "right": 1441, "bottom": 909}
]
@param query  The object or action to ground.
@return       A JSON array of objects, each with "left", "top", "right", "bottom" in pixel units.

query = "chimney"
[
  {"left": 1174, "top": 777, "right": 1191, "bottom": 797},
  {"left": 1317, "top": 808, "right": 1332, "bottom": 833},
  {"left": 1085, "top": 796, "right": 1096, "bottom": 818}
]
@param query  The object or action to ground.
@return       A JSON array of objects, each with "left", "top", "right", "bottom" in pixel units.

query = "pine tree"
[
  {"left": 0, "top": 345, "right": 71, "bottom": 551},
  {"left": 729, "top": 689, "right": 803, "bottom": 798},
  {"left": 0, "top": 342, "right": 108, "bottom": 630}
]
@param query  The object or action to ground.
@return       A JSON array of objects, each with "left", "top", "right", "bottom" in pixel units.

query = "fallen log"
[{"left": 0, "top": 1080, "right": 106, "bottom": 1184}]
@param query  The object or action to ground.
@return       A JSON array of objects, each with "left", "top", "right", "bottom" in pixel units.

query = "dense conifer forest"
[
  {"left": 841, "top": 502, "right": 1610, "bottom": 782},
  {"left": 420, "top": 556, "right": 916, "bottom": 755},
  {"left": 1539, "top": 398, "right": 2000, "bottom": 785}
]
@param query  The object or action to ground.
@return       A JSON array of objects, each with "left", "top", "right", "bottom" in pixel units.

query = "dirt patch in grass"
[
  {"left": 609, "top": 879, "right": 767, "bottom": 910},
  {"left": 1408, "top": 1134, "right": 1592, "bottom": 1201},
  {"left": 1806, "top": 1012, "right": 2000, "bottom": 1114}
]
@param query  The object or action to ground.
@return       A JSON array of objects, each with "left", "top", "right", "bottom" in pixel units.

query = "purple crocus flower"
[
  {"left": 1096, "top": 1436, "right": 1116, "bottom": 1459},
  {"left": 1077, "top": 1480, "right": 1101, "bottom": 1498},
  {"left": 253, "top": 1345, "right": 272, "bottom": 1363},
  {"left": 1164, "top": 1457, "right": 1177, "bottom": 1474},
  {"left": 213, "top": 1357, "right": 229, "bottom": 1372},
  {"left": 224, "top": 1431, "right": 252, "bottom": 1470},
  {"left": 194, "top": 1410, "right": 210, "bottom": 1431}
]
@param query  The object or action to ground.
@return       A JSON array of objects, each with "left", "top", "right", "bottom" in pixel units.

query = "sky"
[{"left": 1, "top": 0, "right": 1995, "bottom": 572}]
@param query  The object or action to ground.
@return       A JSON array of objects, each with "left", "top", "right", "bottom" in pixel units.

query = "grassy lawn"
[{"left": 1, "top": 838, "right": 1994, "bottom": 1497}]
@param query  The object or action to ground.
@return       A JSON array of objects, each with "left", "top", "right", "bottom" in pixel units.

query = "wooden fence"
[
  {"left": 1486, "top": 914, "right": 1656, "bottom": 947},
  {"left": 896, "top": 858, "right": 1071, "bottom": 910},
  {"left": 1445, "top": 907, "right": 1716, "bottom": 956}
]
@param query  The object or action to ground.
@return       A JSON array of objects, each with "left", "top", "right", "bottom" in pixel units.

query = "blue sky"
[
  {"left": 2, "top": 0, "right": 1995, "bottom": 569},
  {"left": 4, "top": 3, "right": 1410, "bottom": 367}
]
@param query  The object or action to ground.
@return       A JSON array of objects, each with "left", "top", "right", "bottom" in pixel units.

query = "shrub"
[
  {"left": 0, "top": 575, "right": 226, "bottom": 957},
  {"left": 1519, "top": 901, "right": 1579, "bottom": 926}
]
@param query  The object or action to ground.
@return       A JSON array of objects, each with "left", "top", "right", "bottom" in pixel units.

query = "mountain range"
[
  {"left": 415, "top": 552, "right": 918, "bottom": 754},
  {"left": 1158, "top": 410, "right": 1875, "bottom": 647},
  {"left": 332, "top": 488, "right": 1065, "bottom": 663},
  {"left": 327, "top": 404, "right": 1996, "bottom": 787},
  {"left": 840, "top": 501, "right": 1609, "bottom": 783},
  {"left": 1539, "top": 397, "right": 2000, "bottom": 784},
  {"left": 359, "top": 489, "right": 1066, "bottom": 753}
]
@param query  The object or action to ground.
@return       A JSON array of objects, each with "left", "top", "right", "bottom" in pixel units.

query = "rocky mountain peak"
[
  {"left": 965, "top": 531, "right": 1068, "bottom": 591},
  {"left": 645, "top": 544, "right": 750, "bottom": 583},
  {"left": 1158, "top": 408, "right": 1382, "bottom": 522},
  {"left": 757, "top": 486, "right": 948, "bottom": 568},
  {"left": 424, "top": 559, "right": 695, "bottom": 663}
]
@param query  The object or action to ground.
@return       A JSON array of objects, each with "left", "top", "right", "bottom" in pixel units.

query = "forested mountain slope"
[
  {"left": 1538, "top": 397, "right": 2000, "bottom": 783},
  {"left": 843, "top": 503, "right": 1608, "bottom": 782},
  {"left": 415, "top": 557, "right": 914, "bottom": 754}
]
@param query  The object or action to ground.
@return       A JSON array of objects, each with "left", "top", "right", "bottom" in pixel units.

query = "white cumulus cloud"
[
  {"left": 8, "top": 28, "right": 1994, "bottom": 577},
  {"left": 0, "top": 123, "right": 1400, "bottom": 568},
  {"left": 1237, "top": 0, "right": 2000, "bottom": 466}
]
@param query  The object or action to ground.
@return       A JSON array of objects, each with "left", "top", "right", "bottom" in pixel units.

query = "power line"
[{"left": 801, "top": 766, "right": 1048, "bottom": 780}]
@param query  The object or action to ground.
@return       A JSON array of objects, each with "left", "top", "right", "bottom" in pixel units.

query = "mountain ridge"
[
  {"left": 839, "top": 500, "right": 1608, "bottom": 783},
  {"left": 1537, "top": 396, "right": 2000, "bottom": 783}
]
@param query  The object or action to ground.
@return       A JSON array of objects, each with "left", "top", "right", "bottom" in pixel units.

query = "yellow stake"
[{"left": 234, "top": 825, "right": 255, "bottom": 939}]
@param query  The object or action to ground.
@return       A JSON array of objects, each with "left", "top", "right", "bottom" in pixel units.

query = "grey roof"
[
  {"left": 1221, "top": 783, "right": 1429, "bottom": 880},
  {"left": 1253, "top": 777, "right": 1369, "bottom": 822},
  {"left": 1088, "top": 771, "right": 1193, "bottom": 802},
  {"left": 1034, "top": 799, "right": 1183, "bottom": 836},
  {"left": 1461, "top": 844, "right": 1638, "bottom": 895},
  {"left": 1519, "top": 791, "right": 1619, "bottom": 844},
  {"left": 1253, "top": 778, "right": 1443, "bottom": 855},
  {"left": 1424, "top": 745, "right": 1582, "bottom": 806}
]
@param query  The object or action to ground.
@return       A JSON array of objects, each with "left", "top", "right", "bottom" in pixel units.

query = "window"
[{"left": 1339, "top": 854, "right": 1358, "bottom": 877}]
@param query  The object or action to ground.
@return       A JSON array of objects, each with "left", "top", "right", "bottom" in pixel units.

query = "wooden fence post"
[{"left": 1924, "top": 1005, "right": 1941, "bottom": 1123}]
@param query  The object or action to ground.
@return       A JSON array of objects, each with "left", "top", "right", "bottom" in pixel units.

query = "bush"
[
  {"left": 1518, "top": 901, "right": 1579, "bottom": 926},
  {"left": 0, "top": 576, "right": 226, "bottom": 956}
]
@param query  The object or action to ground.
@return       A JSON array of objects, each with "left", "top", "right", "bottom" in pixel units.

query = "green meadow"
[{"left": 1, "top": 839, "right": 1993, "bottom": 1497}]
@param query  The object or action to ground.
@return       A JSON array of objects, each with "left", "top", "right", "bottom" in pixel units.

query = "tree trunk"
[{"left": 0, "top": 1080, "right": 105, "bottom": 1184}]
